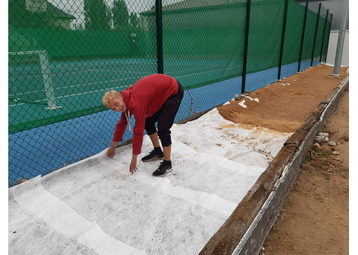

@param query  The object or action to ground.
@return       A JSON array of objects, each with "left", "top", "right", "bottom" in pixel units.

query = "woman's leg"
[{"left": 157, "top": 82, "right": 184, "bottom": 161}]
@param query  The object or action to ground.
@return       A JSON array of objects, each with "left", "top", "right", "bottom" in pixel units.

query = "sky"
[
  {"left": 8, "top": 102, "right": 292, "bottom": 255},
  {"left": 48, "top": 0, "right": 184, "bottom": 28}
]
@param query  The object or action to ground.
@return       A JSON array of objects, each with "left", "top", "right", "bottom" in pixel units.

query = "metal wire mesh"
[{"left": 8, "top": 0, "right": 332, "bottom": 186}]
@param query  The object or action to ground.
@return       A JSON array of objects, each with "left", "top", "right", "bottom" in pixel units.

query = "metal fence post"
[
  {"left": 156, "top": 0, "right": 164, "bottom": 74},
  {"left": 241, "top": 0, "right": 251, "bottom": 94},
  {"left": 310, "top": 3, "right": 321, "bottom": 66},
  {"left": 323, "top": 14, "right": 333, "bottom": 62},
  {"left": 319, "top": 9, "right": 329, "bottom": 63},
  {"left": 333, "top": 0, "right": 348, "bottom": 75},
  {"left": 298, "top": 0, "right": 309, "bottom": 73},
  {"left": 277, "top": 0, "right": 289, "bottom": 81}
]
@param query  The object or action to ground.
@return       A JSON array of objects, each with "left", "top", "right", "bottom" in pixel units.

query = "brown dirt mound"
[{"left": 218, "top": 64, "right": 348, "bottom": 133}]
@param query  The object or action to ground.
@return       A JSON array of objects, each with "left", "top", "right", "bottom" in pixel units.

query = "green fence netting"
[
  {"left": 142, "top": 1, "right": 247, "bottom": 89},
  {"left": 314, "top": 6, "right": 329, "bottom": 62},
  {"left": 301, "top": 8, "right": 318, "bottom": 61},
  {"left": 246, "top": 0, "right": 284, "bottom": 74},
  {"left": 282, "top": 0, "right": 305, "bottom": 66},
  {"left": 8, "top": 0, "right": 332, "bottom": 186}
]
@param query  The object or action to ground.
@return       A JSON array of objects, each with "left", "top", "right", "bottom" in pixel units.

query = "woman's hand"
[
  {"left": 107, "top": 141, "right": 118, "bottom": 158},
  {"left": 107, "top": 147, "right": 115, "bottom": 158},
  {"left": 129, "top": 155, "right": 138, "bottom": 174}
]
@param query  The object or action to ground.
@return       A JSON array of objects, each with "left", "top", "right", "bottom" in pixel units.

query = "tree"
[
  {"left": 129, "top": 13, "right": 141, "bottom": 31},
  {"left": 112, "top": 0, "right": 129, "bottom": 31},
  {"left": 84, "top": 0, "right": 111, "bottom": 30}
]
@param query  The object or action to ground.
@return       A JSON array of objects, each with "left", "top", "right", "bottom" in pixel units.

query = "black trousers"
[{"left": 145, "top": 81, "right": 184, "bottom": 147}]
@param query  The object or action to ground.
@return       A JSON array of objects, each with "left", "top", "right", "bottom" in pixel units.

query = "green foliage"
[
  {"left": 129, "top": 13, "right": 141, "bottom": 31},
  {"left": 84, "top": 0, "right": 111, "bottom": 31},
  {"left": 112, "top": 0, "right": 130, "bottom": 31}
]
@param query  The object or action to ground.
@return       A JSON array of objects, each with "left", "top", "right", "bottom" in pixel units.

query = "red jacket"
[{"left": 113, "top": 74, "right": 178, "bottom": 155}]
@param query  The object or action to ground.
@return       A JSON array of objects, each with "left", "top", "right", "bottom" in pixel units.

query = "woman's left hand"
[{"left": 129, "top": 155, "right": 138, "bottom": 174}]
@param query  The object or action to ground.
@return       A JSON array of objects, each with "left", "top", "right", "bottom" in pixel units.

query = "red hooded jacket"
[{"left": 113, "top": 74, "right": 178, "bottom": 155}]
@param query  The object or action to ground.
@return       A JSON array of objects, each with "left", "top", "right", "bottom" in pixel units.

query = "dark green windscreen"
[{"left": 9, "top": 0, "right": 331, "bottom": 134}]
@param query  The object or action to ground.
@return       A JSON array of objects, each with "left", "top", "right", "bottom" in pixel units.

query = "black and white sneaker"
[
  {"left": 152, "top": 161, "right": 173, "bottom": 177},
  {"left": 141, "top": 149, "right": 164, "bottom": 162}
]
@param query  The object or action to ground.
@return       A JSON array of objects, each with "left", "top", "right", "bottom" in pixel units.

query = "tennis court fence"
[{"left": 8, "top": 0, "right": 332, "bottom": 186}]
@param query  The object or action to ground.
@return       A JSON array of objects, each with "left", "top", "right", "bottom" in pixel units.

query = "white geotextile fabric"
[{"left": 9, "top": 108, "right": 291, "bottom": 255}]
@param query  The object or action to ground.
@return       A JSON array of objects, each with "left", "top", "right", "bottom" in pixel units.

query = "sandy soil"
[
  {"left": 219, "top": 64, "right": 348, "bottom": 133},
  {"left": 217, "top": 64, "right": 349, "bottom": 255}
]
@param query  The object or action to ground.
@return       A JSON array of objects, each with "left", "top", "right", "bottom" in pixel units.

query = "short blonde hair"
[{"left": 102, "top": 90, "right": 120, "bottom": 107}]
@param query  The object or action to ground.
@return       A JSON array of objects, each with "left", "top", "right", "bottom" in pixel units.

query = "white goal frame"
[{"left": 9, "top": 50, "right": 62, "bottom": 110}]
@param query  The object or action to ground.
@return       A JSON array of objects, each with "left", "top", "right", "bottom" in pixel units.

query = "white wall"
[{"left": 326, "top": 30, "right": 349, "bottom": 66}]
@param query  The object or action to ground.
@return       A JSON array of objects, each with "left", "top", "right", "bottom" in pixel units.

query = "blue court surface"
[{"left": 8, "top": 59, "right": 314, "bottom": 185}]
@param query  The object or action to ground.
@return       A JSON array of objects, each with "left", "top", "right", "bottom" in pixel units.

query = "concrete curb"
[{"left": 199, "top": 75, "right": 349, "bottom": 255}]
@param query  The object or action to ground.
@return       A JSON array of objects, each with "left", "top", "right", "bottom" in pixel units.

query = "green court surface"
[{"left": 9, "top": 58, "right": 243, "bottom": 134}]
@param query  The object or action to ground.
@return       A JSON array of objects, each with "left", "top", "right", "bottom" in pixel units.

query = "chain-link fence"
[{"left": 8, "top": 0, "right": 332, "bottom": 186}]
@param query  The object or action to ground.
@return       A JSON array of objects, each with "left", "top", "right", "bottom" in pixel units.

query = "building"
[{"left": 9, "top": 0, "right": 75, "bottom": 29}]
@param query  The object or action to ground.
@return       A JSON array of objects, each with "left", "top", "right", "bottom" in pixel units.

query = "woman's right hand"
[{"left": 107, "top": 148, "right": 115, "bottom": 158}]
